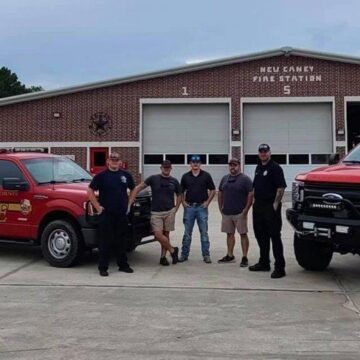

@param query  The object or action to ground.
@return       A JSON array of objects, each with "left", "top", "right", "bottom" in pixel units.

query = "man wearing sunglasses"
[
  {"left": 88, "top": 152, "right": 135, "bottom": 277},
  {"left": 218, "top": 158, "right": 253, "bottom": 267},
  {"left": 249, "top": 144, "right": 287, "bottom": 279},
  {"left": 179, "top": 155, "right": 216, "bottom": 263}
]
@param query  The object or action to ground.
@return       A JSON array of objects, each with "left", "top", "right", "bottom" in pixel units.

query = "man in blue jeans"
[{"left": 179, "top": 155, "right": 216, "bottom": 263}]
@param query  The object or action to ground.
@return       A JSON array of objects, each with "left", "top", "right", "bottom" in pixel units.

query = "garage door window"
[
  {"left": 209, "top": 154, "right": 229, "bottom": 164},
  {"left": 165, "top": 154, "right": 185, "bottom": 164},
  {"left": 289, "top": 154, "right": 309, "bottom": 164},
  {"left": 144, "top": 154, "right": 164, "bottom": 164},
  {"left": 311, "top": 154, "right": 330, "bottom": 164}
]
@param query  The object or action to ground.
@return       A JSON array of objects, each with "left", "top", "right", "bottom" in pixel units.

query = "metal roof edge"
[{"left": 1, "top": 46, "right": 359, "bottom": 107}]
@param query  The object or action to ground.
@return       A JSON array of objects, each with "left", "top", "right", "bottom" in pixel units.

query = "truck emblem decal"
[{"left": 322, "top": 193, "right": 343, "bottom": 205}]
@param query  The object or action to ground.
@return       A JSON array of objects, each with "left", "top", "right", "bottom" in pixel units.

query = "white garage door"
[
  {"left": 243, "top": 103, "right": 333, "bottom": 188},
  {"left": 143, "top": 104, "right": 230, "bottom": 187}
]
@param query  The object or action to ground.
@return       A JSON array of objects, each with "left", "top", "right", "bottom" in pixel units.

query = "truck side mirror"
[
  {"left": 328, "top": 153, "right": 340, "bottom": 165},
  {"left": 2, "top": 178, "right": 29, "bottom": 191}
]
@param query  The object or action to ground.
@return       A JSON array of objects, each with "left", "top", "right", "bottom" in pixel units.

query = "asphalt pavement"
[{"left": 1, "top": 201, "right": 360, "bottom": 359}]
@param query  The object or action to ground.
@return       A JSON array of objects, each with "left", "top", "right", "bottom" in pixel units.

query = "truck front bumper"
[{"left": 286, "top": 208, "right": 360, "bottom": 246}]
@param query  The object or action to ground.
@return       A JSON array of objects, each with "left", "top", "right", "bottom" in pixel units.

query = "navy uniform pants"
[
  {"left": 98, "top": 212, "right": 129, "bottom": 271},
  {"left": 253, "top": 201, "right": 286, "bottom": 270}
]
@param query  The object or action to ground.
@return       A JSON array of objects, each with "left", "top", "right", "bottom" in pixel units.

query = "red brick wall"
[
  {"left": 50, "top": 147, "right": 87, "bottom": 169},
  {"left": 1, "top": 54, "right": 360, "bottom": 175}
]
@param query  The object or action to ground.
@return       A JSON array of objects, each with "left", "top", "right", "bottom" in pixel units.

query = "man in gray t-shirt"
[{"left": 218, "top": 158, "right": 254, "bottom": 267}]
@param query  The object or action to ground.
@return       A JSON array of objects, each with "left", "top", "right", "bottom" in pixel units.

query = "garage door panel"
[
  {"left": 244, "top": 103, "right": 333, "bottom": 189},
  {"left": 143, "top": 103, "right": 230, "bottom": 186}
]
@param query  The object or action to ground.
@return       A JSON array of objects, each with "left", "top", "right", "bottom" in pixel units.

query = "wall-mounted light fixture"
[
  {"left": 53, "top": 112, "right": 61, "bottom": 118},
  {"left": 232, "top": 128, "right": 240, "bottom": 135},
  {"left": 337, "top": 128, "right": 345, "bottom": 135}
]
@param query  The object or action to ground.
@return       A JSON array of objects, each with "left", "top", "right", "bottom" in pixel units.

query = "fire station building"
[{"left": 1, "top": 46, "right": 360, "bottom": 187}]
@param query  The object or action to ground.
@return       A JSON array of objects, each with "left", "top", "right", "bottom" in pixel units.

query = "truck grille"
[{"left": 303, "top": 182, "right": 360, "bottom": 217}]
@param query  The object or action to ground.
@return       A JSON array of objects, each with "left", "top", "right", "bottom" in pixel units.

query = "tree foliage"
[{"left": 0, "top": 67, "right": 44, "bottom": 98}]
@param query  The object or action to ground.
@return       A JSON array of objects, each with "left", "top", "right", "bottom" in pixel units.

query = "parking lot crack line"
[
  {"left": 0, "top": 258, "right": 41, "bottom": 281},
  {"left": 331, "top": 269, "right": 360, "bottom": 318}
]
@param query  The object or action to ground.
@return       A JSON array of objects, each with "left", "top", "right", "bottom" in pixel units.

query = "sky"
[{"left": 1, "top": 0, "right": 360, "bottom": 90}]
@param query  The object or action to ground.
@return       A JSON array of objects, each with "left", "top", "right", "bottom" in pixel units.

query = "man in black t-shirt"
[
  {"left": 179, "top": 155, "right": 216, "bottom": 263},
  {"left": 249, "top": 144, "right": 287, "bottom": 279},
  {"left": 129, "top": 160, "right": 181, "bottom": 266},
  {"left": 88, "top": 152, "right": 135, "bottom": 277},
  {"left": 218, "top": 158, "right": 253, "bottom": 267}
]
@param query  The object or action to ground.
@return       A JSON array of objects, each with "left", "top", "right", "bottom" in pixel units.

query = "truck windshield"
[
  {"left": 22, "top": 157, "right": 92, "bottom": 184},
  {"left": 343, "top": 145, "right": 360, "bottom": 163}
]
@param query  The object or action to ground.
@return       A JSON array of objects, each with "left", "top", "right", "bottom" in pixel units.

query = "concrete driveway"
[{"left": 1, "top": 201, "right": 360, "bottom": 359}]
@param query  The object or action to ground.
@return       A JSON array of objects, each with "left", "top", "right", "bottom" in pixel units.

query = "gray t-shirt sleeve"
[
  {"left": 144, "top": 175, "right": 154, "bottom": 187},
  {"left": 218, "top": 176, "right": 226, "bottom": 191},
  {"left": 245, "top": 176, "right": 253, "bottom": 193}
]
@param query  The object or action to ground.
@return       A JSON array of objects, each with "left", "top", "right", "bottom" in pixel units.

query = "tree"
[{"left": 0, "top": 67, "right": 44, "bottom": 98}]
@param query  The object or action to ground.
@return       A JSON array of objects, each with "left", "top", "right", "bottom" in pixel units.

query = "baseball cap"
[
  {"left": 190, "top": 154, "right": 201, "bottom": 163},
  {"left": 228, "top": 158, "right": 240, "bottom": 165},
  {"left": 161, "top": 160, "right": 172, "bottom": 168},
  {"left": 258, "top": 143, "right": 270, "bottom": 152}
]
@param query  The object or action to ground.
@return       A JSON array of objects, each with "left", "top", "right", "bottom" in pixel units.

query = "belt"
[{"left": 188, "top": 202, "right": 204, "bottom": 207}]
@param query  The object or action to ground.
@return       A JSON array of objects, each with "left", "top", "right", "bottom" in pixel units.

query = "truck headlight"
[{"left": 292, "top": 181, "right": 304, "bottom": 208}]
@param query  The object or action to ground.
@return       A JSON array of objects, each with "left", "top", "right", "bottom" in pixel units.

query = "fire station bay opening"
[
  {"left": 243, "top": 103, "right": 333, "bottom": 187},
  {"left": 347, "top": 102, "right": 360, "bottom": 151},
  {"left": 142, "top": 103, "right": 230, "bottom": 187}
]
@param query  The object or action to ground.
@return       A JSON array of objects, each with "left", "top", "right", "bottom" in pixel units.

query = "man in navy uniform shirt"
[
  {"left": 249, "top": 144, "right": 287, "bottom": 279},
  {"left": 88, "top": 152, "right": 135, "bottom": 277}
]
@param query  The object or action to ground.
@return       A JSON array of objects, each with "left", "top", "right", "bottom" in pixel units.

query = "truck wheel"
[
  {"left": 294, "top": 233, "right": 333, "bottom": 271},
  {"left": 41, "top": 220, "right": 83, "bottom": 267}
]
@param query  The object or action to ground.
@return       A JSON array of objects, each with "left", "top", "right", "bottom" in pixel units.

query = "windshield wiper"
[
  {"left": 37, "top": 180, "right": 70, "bottom": 185},
  {"left": 71, "top": 178, "right": 91, "bottom": 182},
  {"left": 342, "top": 160, "right": 360, "bottom": 164}
]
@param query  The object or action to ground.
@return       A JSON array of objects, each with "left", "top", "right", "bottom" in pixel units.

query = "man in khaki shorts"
[
  {"left": 129, "top": 160, "right": 181, "bottom": 266},
  {"left": 218, "top": 158, "right": 254, "bottom": 267}
]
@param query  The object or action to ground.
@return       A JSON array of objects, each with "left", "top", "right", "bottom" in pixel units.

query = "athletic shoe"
[
  {"left": 217, "top": 255, "right": 235, "bottom": 263},
  {"left": 271, "top": 269, "right": 286, "bottom": 279},
  {"left": 118, "top": 266, "right": 134, "bottom": 273},
  {"left": 99, "top": 269, "right": 109, "bottom": 277},
  {"left": 171, "top": 247, "right": 179, "bottom": 264},
  {"left": 159, "top": 257, "right": 170, "bottom": 266},
  {"left": 178, "top": 256, "right": 188, "bottom": 263},
  {"left": 240, "top": 256, "right": 248, "bottom": 267},
  {"left": 203, "top": 256, "right": 212, "bottom": 264},
  {"left": 248, "top": 262, "right": 271, "bottom": 271}
]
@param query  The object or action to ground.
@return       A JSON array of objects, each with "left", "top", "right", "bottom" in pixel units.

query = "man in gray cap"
[{"left": 218, "top": 158, "right": 253, "bottom": 267}]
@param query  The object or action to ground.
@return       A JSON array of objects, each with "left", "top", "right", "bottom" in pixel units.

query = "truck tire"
[
  {"left": 294, "top": 233, "right": 333, "bottom": 271},
  {"left": 41, "top": 220, "right": 83, "bottom": 267}
]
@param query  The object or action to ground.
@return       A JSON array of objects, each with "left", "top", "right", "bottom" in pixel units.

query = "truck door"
[
  {"left": 90, "top": 148, "right": 108, "bottom": 174},
  {"left": 0, "top": 159, "right": 33, "bottom": 240}
]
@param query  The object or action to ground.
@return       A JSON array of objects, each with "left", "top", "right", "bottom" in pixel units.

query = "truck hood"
[
  {"left": 297, "top": 163, "right": 360, "bottom": 184},
  {"left": 35, "top": 182, "right": 90, "bottom": 201}
]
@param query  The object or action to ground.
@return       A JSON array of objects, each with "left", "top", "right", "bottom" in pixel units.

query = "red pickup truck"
[
  {"left": 0, "top": 151, "right": 152, "bottom": 267},
  {"left": 287, "top": 145, "right": 360, "bottom": 270}
]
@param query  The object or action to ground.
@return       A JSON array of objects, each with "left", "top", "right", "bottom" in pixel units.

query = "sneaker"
[
  {"left": 178, "top": 256, "right": 188, "bottom": 263},
  {"left": 248, "top": 262, "right": 271, "bottom": 272},
  {"left": 99, "top": 269, "right": 109, "bottom": 277},
  {"left": 217, "top": 255, "right": 235, "bottom": 263},
  {"left": 171, "top": 247, "right": 179, "bottom": 264},
  {"left": 240, "top": 256, "right": 248, "bottom": 267},
  {"left": 271, "top": 269, "right": 286, "bottom": 279},
  {"left": 118, "top": 266, "right": 134, "bottom": 273},
  {"left": 203, "top": 256, "right": 212, "bottom": 264},
  {"left": 159, "top": 257, "right": 170, "bottom": 266}
]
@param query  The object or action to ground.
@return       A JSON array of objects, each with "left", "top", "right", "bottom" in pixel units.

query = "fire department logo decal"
[
  {"left": 20, "top": 199, "right": 32, "bottom": 215},
  {"left": 89, "top": 112, "right": 112, "bottom": 136}
]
